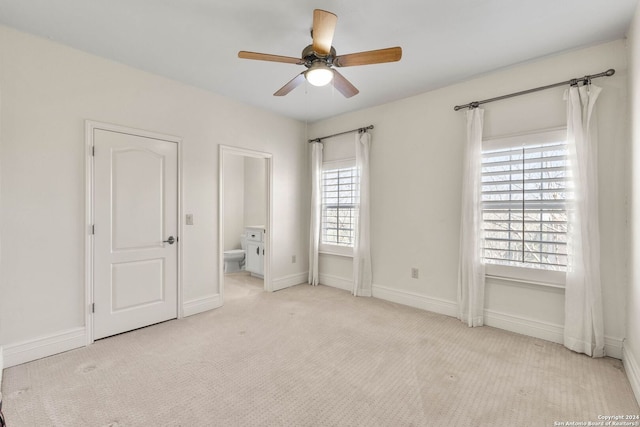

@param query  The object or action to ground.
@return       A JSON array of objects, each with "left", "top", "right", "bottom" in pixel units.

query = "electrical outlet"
[
  {"left": 411, "top": 268, "right": 419, "bottom": 279},
  {"left": 292, "top": 255, "right": 297, "bottom": 263},
  {"left": 186, "top": 214, "right": 194, "bottom": 225}
]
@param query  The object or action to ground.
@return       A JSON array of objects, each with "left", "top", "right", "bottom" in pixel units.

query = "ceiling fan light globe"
[{"left": 305, "top": 67, "right": 334, "bottom": 87}]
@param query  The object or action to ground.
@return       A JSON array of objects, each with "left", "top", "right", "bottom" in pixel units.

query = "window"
[
  {"left": 482, "top": 129, "right": 569, "bottom": 278},
  {"left": 320, "top": 162, "right": 359, "bottom": 254}
]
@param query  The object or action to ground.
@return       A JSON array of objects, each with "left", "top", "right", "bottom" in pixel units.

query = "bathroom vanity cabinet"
[{"left": 245, "top": 226, "right": 264, "bottom": 278}]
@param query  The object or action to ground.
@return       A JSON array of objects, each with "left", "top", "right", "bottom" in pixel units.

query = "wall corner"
[{"left": 623, "top": 341, "right": 640, "bottom": 406}]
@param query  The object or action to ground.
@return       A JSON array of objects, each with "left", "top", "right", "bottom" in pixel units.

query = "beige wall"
[
  {"left": 244, "top": 156, "right": 267, "bottom": 227},
  {"left": 626, "top": 1, "right": 640, "bottom": 403},
  {"left": 0, "top": 25, "right": 308, "bottom": 348},
  {"left": 223, "top": 154, "right": 267, "bottom": 251},
  {"left": 310, "top": 39, "right": 629, "bottom": 357},
  {"left": 223, "top": 153, "right": 245, "bottom": 251}
]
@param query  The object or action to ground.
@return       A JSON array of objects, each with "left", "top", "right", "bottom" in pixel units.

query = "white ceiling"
[{"left": 0, "top": 0, "right": 637, "bottom": 122}]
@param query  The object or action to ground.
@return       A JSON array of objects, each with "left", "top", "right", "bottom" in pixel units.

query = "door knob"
[{"left": 163, "top": 236, "right": 176, "bottom": 245}]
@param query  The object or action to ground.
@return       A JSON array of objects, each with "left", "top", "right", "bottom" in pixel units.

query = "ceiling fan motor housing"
[{"left": 302, "top": 44, "right": 336, "bottom": 68}]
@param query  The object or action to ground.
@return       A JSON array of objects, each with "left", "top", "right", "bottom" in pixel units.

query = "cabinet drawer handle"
[{"left": 256, "top": 247, "right": 260, "bottom": 255}]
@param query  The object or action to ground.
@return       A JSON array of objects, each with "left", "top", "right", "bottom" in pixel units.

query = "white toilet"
[{"left": 223, "top": 234, "right": 246, "bottom": 273}]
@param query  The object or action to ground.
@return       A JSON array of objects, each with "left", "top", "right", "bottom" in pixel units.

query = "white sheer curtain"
[
  {"left": 564, "top": 84, "right": 604, "bottom": 357},
  {"left": 457, "top": 108, "right": 485, "bottom": 327},
  {"left": 353, "top": 131, "right": 372, "bottom": 297},
  {"left": 308, "top": 142, "right": 323, "bottom": 286}
]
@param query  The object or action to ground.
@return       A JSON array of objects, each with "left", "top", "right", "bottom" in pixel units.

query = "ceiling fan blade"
[
  {"left": 333, "top": 47, "right": 402, "bottom": 67},
  {"left": 274, "top": 73, "right": 306, "bottom": 96},
  {"left": 331, "top": 69, "right": 359, "bottom": 98},
  {"left": 312, "top": 9, "right": 337, "bottom": 56},
  {"left": 238, "top": 51, "right": 302, "bottom": 65}
]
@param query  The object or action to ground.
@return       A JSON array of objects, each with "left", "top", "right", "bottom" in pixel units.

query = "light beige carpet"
[{"left": 2, "top": 275, "right": 639, "bottom": 426}]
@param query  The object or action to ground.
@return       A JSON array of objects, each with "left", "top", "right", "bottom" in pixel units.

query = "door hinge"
[
  {"left": 91, "top": 146, "right": 95, "bottom": 156},
  {"left": 90, "top": 225, "right": 95, "bottom": 235},
  {"left": 91, "top": 303, "right": 95, "bottom": 313}
]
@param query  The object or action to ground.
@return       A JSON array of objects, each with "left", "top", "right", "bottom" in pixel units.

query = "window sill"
[
  {"left": 485, "top": 274, "right": 565, "bottom": 290},
  {"left": 319, "top": 249, "right": 354, "bottom": 258},
  {"left": 484, "top": 264, "right": 565, "bottom": 289}
]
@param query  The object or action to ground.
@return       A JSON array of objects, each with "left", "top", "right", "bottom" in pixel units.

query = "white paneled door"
[{"left": 93, "top": 129, "right": 178, "bottom": 340}]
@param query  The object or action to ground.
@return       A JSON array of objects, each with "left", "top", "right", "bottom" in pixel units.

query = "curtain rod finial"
[{"left": 605, "top": 69, "right": 615, "bottom": 76}]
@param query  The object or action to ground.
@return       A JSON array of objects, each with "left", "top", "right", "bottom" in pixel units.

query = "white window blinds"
[
  {"left": 321, "top": 166, "right": 359, "bottom": 247},
  {"left": 482, "top": 129, "right": 569, "bottom": 272}
]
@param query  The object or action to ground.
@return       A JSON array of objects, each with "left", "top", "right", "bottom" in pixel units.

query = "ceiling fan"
[{"left": 238, "top": 9, "right": 402, "bottom": 98}]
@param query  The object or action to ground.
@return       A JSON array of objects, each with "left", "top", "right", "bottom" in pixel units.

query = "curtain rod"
[
  {"left": 308, "top": 125, "right": 374, "bottom": 143},
  {"left": 453, "top": 68, "right": 615, "bottom": 111}
]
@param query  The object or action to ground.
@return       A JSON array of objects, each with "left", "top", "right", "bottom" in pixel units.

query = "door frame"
[
  {"left": 84, "top": 120, "right": 183, "bottom": 346},
  {"left": 218, "top": 145, "right": 273, "bottom": 301}
]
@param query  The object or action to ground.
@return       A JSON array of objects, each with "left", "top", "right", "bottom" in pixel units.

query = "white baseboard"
[
  {"left": 370, "top": 283, "right": 623, "bottom": 359},
  {"left": 372, "top": 284, "right": 458, "bottom": 317},
  {"left": 272, "top": 272, "right": 307, "bottom": 291},
  {"left": 183, "top": 294, "right": 222, "bottom": 317},
  {"left": 320, "top": 273, "right": 353, "bottom": 292},
  {"left": 4, "top": 327, "right": 86, "bottom": 368},
  {"left": 484, "top": 310, "right": 623, "bottom": 358},
  {"left": 623, "top": 343, "right": 640, "bottom": 406},
  {"left": 484, "top": 308, "right": 564, "bottom": 344},
  {"left": 2, "top": 295, "right": 224, "bottom": 368},
  {"left": 604, "top": 336, "right": 625, "bottom": 360}
]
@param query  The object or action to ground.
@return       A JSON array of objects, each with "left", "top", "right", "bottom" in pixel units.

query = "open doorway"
[{"left": 218, "top": 145, "right": 273, "bottom": 303}]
